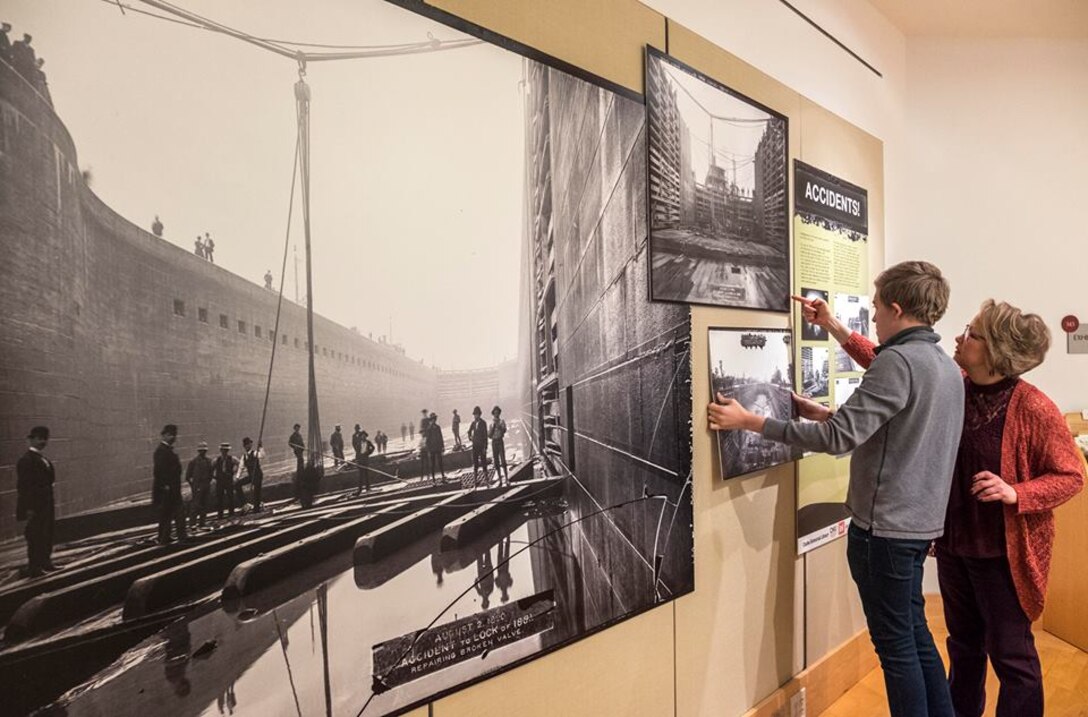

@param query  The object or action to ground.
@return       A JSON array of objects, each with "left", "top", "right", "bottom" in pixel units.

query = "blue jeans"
[{"left": 847, "top": 524, "right": 953, "bottom": 717}]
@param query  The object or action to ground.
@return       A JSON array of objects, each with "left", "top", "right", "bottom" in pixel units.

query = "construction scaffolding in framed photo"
[
  {"left": 708, "top": 327, "right": 801, "bottom": 480},
  {"left": 646, "top": 47, "right": 790, "bottom": 311}
]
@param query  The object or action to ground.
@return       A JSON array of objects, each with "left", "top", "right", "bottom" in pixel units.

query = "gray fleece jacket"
[{"left": 763, "top": 327, "right": 964, "bottom": 539}]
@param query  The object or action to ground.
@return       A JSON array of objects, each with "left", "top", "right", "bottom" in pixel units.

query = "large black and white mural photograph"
[
  {"left": 0, "top": 1, "right": 693, "bottom": 714},
  {"left": 708, "top": 328, "right": 800, "bottom": 480},
  {"left": 645, "top": 47, "right": 789, "bottom": 310}
]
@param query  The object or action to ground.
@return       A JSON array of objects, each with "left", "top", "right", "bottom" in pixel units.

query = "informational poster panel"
[{"left": 793, "top": 161, "right": 869, "bottom": 554}]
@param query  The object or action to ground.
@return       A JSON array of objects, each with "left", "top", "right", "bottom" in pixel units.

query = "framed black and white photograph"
[
  {"left": 708, "top": 328, "right": 801, "bottom": 480},
  {"left": 800, "top": 287, "right": 830, "bottom": 340},
  {"left": 646, "top": 47, "right": 790, "bottom": 311},
  {"left": 0, "top": 2, "right": 694, "bottom": 715},
  {"left": 800, "top": 346, "right": 830, "bottom": 399}
]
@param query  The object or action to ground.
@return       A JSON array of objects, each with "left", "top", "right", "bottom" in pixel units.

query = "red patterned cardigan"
[{"left": 842, "top": 332, "right": 1085, "bottom": 620}]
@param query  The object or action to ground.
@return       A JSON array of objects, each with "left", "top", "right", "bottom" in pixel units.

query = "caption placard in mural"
[{"left": 372, "top": 590, "right": 556, "bottom": 691}]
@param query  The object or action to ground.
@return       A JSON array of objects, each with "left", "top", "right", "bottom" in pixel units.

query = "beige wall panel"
[
  {"left": 432, "top": 604, "right": 675, "bottom": 717},
  {"left": 666, "top": 23, "right": 803, "bottom": 127},
  {"left": 804, "top": 541, "right": 866, "bottom": 665},
  {"left": 424, "top": 0, "right": 665, "bottom": 93},
  {"left": 677, "top": 307, "right": 799, "bottom": 717},
  {"left": 796, "top": 97, "right": 884, "bottom": 666},
  {"left": 798, "top": 97, "right": 886, "bottom": 280},
  {"left": 403, "top": 709, "right": 429, "bottom": 717},
  {"left": 1043, "top": 449, "right": 1088, "bottom": 651},
  {"left": 666, "top": 21, "right": 804, "bottom": 717}
]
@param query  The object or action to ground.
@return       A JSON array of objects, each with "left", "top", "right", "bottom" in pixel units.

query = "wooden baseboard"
[{"left": 742, "top": 628, "right": 878, "bottom": 717}]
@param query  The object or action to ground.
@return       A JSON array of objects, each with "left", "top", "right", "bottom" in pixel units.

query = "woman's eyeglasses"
[{"left": 961, "top": 325, "right": 985, "bottom": 342}]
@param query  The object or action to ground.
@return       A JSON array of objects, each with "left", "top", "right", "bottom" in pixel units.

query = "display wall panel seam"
[{"left": 776, "top": 0, "right": 882, "bottom": 77}]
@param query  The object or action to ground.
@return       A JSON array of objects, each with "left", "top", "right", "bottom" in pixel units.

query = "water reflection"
[
  {"left": 215, "top": 683, "right": 236, "bottom": 715},
  {"left": 474, "top": 550, "right": 495, "bottom": 611},
  {"left": 495, "top": 537, "right": 513, "bottom": 604},
  {"left": 163, "top": 622, "right": 192, "bottom": 698},
  {"left": 50, "top": 481, "right": 670, "bottom": 717}
]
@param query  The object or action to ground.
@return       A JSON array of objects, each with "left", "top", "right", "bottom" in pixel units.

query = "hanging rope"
[
  {"left": 124, "top": 0, "right": 483, "bottom": 61},
  {"left": 295, "top": 61, "right": 323, "bottom": 475},
  {"left": 255, "top": 113, "right": 302, "bottom": 453}
]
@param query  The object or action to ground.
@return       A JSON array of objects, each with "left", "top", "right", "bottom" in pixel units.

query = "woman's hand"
[
  {"left": 708, "top": 393, "right": 762, "bottom": 432},
  {"left": 792, "top": 392, "right": 832, "bottom": 422},
  {"left": 971, "top": 471, "right": 1018, "bottom": 504}
]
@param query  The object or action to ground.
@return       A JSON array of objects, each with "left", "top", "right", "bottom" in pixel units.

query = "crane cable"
[{"left": 255, "top": 79, "right": 302, "bottom": 456}]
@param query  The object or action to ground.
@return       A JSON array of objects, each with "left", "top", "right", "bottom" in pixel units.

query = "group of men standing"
[
  {"left": 13, "top": 407, "right": 514, "bottom": 576},
  {"left": 12, "top": 423, "right": 266, "bottom": 577},
  {"left": 1, "top": 24, "right": 51, "bottom": 106},
  {"left": 153, "top": 425, "right": 264, "bottom": 545},
  {"left": 418, "top": 405, "right": 510, "bottom": 485}
]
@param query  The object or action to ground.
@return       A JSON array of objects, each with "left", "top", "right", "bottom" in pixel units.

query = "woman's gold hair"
[{"left": 974, "top": 299, "right": 1050, "bottom": 377}]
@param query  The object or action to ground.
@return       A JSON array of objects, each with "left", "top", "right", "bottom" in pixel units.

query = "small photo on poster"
[
  {"left": 800, "top": 346, "right": 830, "bottom": 399},
  {"left": 834, "top": 348, "right": 857, "bottom": 373},
  {"left": 835, "top": 294, "right": 869, "bottom": 372},
  {"left": 835, "top": 293, "right": 870, "bottom": 338},
  {"left": 800, "top": 287, "right": 829, "bottom": 341},
  {"left": 834, "top": 376, "right": 863, "bottom": 410},
  {"left": 709, "top": 328, "right": 802, "bottom": 480}
]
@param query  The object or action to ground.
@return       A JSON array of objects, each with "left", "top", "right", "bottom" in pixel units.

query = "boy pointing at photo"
[{"left": 709, "top": 261, "right": 964, "bottom": 717}]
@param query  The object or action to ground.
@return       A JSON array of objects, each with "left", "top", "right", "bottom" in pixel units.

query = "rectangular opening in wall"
[
  {"left": 173, "top": 299, "right": 185, "bottom": 317},
  {"left": 219, "top": 314, "right": 228, "bottom": 329},
  {"left": 255, "top": 325, "right": 262, "bottom": 338},
  {"left": 198, "top": 307, "right": 208, "bottom": 323},
  {"left": 238, "top": 320, "right": 246, "bottom": 334}
]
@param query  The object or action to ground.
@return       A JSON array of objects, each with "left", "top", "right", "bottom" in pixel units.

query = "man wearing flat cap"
[
  {"left": 185, "top": 441, "right": 213, "bottom": 527},
  {"left": 330, "top": 424, "right": 345, "bottom": 470},
  {"left": 153, "top": 424, "right": 187, "bottom": 544},
  {"left": 16, "top": 426, "right": 56, "bottom": 577},
  {"left": 467, "top": 406, "right": 489, "bottom": 484}
]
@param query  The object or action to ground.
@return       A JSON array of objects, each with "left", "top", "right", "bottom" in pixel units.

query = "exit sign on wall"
[{"left": 1069, "top": 324, "right": 1088, "bottom": 354}]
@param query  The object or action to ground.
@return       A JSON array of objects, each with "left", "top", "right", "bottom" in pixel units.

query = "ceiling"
[{"left": 867, "top": 0, "right": 1088, "bottom": 39}]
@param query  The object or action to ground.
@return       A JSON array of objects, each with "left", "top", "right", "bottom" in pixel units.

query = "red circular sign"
[{"left": 1062, "top": 315, "right": 1080, "bottom": 333}]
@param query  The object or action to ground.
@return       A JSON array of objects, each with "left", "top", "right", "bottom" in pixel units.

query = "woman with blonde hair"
[{"left": 798, "top": 296, "right": 1084, "bottom": 717}]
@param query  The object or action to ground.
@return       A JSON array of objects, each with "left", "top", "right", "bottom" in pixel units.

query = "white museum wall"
[{"left": 900, "top": 37, "right": 1088, "bottom": 413}]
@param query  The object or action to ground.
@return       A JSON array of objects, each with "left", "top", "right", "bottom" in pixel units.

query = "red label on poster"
[{"left": 1062, "top": 315, "right": 1080, "bottom": 333}]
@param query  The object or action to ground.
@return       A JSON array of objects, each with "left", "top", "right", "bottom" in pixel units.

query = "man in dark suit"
[
  {"left": 16, "top": 426, "right": 56, "bottom": 577},
  {"left": 467, "top": 406, "right": 489, "bottom": 485},
  {"left": 152, "top": 424, "right": 186, "bottom": 544},
  {"left": 212, "top": 442, "right": 239, "bottom": 519},
  {"left": 289, "top": 423, "right": 305, "bottom": 476}
]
